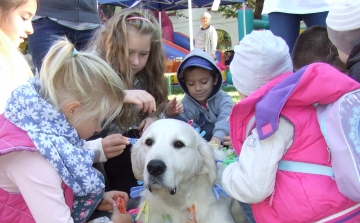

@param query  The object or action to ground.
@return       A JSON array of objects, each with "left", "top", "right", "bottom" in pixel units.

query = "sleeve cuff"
[{"left": 84, "top": 138, "right": 107, "bottom": 162}]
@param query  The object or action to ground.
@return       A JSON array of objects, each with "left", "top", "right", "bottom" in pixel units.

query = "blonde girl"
[
  {"left": 0, "top": 38, "right": 136, "bottom": 223},
  {"left": 0, "top": 0, "right": 37, "bottom": 113}
]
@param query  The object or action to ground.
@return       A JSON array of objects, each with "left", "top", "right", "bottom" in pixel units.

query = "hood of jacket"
[{"left": 176, "top": 49, "right": 222, "bottom": 104}]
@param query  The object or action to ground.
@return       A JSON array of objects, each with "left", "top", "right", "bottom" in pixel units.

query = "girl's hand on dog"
[
  {"left": 97, "top": 191, "right": 129, "bottom": 211},
  {"left": 124, "top": 90, "right": 156, "bottom": 113},
  {"left": 102, "top": 134, "right": 129, "bottom": 159},
  {"left": 137, "top": 116, "right": 157, "bottom": 134}
]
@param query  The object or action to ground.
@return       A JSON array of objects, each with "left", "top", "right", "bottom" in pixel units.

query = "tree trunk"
[{"left": 254, "top": 0, "right": 264, "bottom": 19}]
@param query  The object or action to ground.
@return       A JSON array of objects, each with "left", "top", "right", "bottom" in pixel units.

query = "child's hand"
[
  {"left": 223, "top": 136, "right": 233, "bottom": 149},
  {"left": 111, "top": 203, "right": 133, "bottom": 223},
  {"left": 210, "top": 137, "right": 222, "bottom": 148},
  {"left": 124, "top": 90, "right": 156, "bottom": 113},
  {"left": 165, "top": 97, "right": 183, "bottom": 116},
  {"left": 137, "top": 117, "right": 157, "bottom": 134},
  {"left": 97, "top": 191, "right": 129, "bottom": 211},
  {"left": 102, "top": 134, "right": 129, "bottom": 159}
]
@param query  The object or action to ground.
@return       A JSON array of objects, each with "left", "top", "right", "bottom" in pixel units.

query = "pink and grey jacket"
[
  {"left": 230, "top": 63, "right": 360, "bottom": 222},
  {"left": 0, "top": 114, "right": 73, "bottom": 222}
]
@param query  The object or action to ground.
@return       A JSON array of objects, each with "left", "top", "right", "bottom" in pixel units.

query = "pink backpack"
[{"left": 316, "top": 89, "right": 360, "bottom": 202}]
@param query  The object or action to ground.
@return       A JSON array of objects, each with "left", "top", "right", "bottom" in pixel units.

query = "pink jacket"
[
  {"left": 230, "top": 63, "right": 360, "bottom": 222},
  {"left": 0, "top": 114, "right": 73, "bottom": 222}
]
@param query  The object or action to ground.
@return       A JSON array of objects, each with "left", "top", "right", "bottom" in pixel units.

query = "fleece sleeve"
[
  {"left": 84, "top": 138, "right": 107, "bottom": 163},
  {"left": 2, "top": 151, "right": 74, "bottom": 223},
  {"left": 221, "top": 117, "right": 294, "bottom": 203},
  {"left": 213, "top": 93, "right": 233, "bottom": 143}
]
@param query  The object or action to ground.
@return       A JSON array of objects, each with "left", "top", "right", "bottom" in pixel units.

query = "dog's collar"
[{"left": 187, "top": 205, "right": 198, "bottom": 223}]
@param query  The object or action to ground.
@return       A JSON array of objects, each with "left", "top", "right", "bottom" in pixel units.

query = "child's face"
[
  {"left": 0, "top": 0, "right": 36, "bottom": 47},
  {"left": 75, "top": 117, "right": 102, "bottom": 140},
  {"left": 62, "top": 102, "right": 103, "bottom": 140},
  {"left": 127, "top": 28, "right": 151, "bottom": 75},
  {"left": 183, "top": 67, "right": 218, "bottom": 104}
]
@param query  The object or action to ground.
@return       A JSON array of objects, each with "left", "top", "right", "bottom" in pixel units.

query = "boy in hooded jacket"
[{"left": 170, "top": 48, "right": 233, "bottom": 147}]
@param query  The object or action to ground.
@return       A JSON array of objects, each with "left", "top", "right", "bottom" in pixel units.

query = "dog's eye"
[
  {"left": 173, "top": 140, "right": 185, "bottom": 148},
  {"left": 145, "top": 138, "right": 153, "bottom": 146}
]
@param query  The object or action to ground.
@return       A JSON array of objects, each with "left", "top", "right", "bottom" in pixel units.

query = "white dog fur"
[{"left": 131, "top": 119, "right": 239, "bottom": 223}]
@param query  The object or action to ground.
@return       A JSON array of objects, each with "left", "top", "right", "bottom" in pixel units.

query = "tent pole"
[
  {"left": 188, "top": 0, "right": 194, "bottom": 50},
  {"left": 242, "top": 2, "right": 246, "bottom": 38},
  {"left": 159, "top": 10, "right": 162, "bottom": 35}
]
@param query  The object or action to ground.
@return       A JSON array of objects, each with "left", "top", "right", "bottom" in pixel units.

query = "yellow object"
[
  {"left": 19, "top": 39, "right": 28, "bottom": 54},
  {"left": 170, "top": 73, "right": 178, "bottom": 85},
  {"left": 136, "top": 200, "right": 149, "bottom": 223},
  {"left": 164, "top": 72, "right": 177, "bottom": 95},
  {"left": 209, "top": 141, "right": 220, "bottom": 149},
  {"left": 221, "top": 70, "right": 226, "bottom": 82}
]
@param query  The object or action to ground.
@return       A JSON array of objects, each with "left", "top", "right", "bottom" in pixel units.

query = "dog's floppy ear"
[
  {"left": 131, "top": 140, "right": 146, "bottom": 180},
  {"left": 197, "top": 138, "right": 217, "bottom": 185}
]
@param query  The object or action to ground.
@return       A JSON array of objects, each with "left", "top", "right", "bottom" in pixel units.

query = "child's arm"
[
  {"left": 221, "top": 118, "right": 294, "bottom": 203},
  {"left": 85, "top": 134, "right": 130, "bottom": 162},
  {"left": 4, "top": 151, "right": 73, "bottom": 223},
  {"left": 213, "top": 93, "right": 233, "bottom": 143}
]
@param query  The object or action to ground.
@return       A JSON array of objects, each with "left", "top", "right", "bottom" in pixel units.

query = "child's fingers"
[
  {"left": 223, "top": 136, "right": 231, "bottom": 141},
  {"left": 137, "top": 120, "right": 145, "bottom": 131}
]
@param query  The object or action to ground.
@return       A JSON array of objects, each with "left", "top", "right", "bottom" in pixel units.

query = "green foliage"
[
  {"left": 217, "top": 29, "right": 232, "bottom": 52},
  {"left": 217, "top": 0, "right": 263, "bottom": 19},
  {"left": 217, "top": 1, "right": 252, "bottom": 19}
]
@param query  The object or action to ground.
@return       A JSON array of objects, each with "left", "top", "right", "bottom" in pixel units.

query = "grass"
[{"left": 168, "top": 85, "right": 240, "bottom": 104}]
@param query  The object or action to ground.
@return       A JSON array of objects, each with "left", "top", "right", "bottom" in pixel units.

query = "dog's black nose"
[{"left": 147, "top": 159, "right": 166, "bottom": 176}]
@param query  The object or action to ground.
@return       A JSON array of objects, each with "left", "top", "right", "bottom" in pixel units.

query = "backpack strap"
[
  {"left": 278, "top": 160, "right": 334, "bottom": 177},
  {"left": 246, "top": 116, "right": 333, "bottom": 177},
  {"left": 245, "top": 115, "right": 256, "bottom": 136}
]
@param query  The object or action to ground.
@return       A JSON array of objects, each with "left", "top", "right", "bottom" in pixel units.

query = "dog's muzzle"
[
  {"left": 147, "top": 159, "right": 166, "bottom": 176},
  {"left": 147, "top": 159, "right": 177, "bottom": 195}
]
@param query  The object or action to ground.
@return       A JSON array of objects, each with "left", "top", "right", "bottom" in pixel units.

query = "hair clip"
[
  {"left": 136, "top": 201, "right": 149, "bottom": 222},
  {"left": 130, "top": 186, "right": 145, "bottom": 198},
  {"left": 72, "top": 48, "right": 78, "bottom": 56},
  {"left": 213, "top": 183, "right": 229, "bottom": 200},
  {"left": 126, "top": 16, "right": 153, "bottom": 24},
  {"left": 128, "top": 137, "right": 138, "bottom": 145},
  {"left": 117, "top": 197, "right": 127, "bottom": 214},
  {"left": 137, "top": 180, "right": 144, "bottom": 186}
]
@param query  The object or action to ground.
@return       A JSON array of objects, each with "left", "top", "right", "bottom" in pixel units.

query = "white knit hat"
[
  {"left": 326, "top": 0, "right": 360, "bottom": 55},
  {"left": 326, "top": 0, "right": 360, "bottom": 32},
  {"left": 230, "top": 30, "right": 293, "bottom": 96}
]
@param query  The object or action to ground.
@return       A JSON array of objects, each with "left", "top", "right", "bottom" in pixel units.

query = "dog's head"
[{"left": 131, "top": 119, "right": 217, "bottom": 195}]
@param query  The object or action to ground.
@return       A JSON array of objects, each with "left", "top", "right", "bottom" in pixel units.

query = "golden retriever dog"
[{"left": 131, "top": 119, "right": 240, "bottom": 223}]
